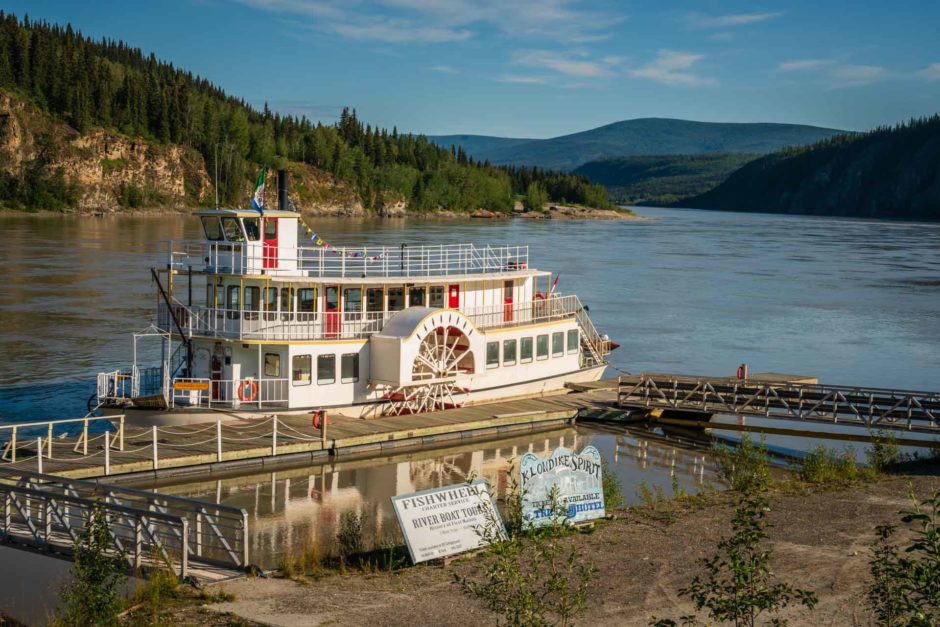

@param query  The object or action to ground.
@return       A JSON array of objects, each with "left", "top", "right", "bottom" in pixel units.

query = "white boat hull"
[{"left": 103, "top": 364, "right": 607, "bottom": 428}]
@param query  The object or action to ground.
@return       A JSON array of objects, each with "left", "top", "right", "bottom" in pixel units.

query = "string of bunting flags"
[{"left": 298, "top": 217, "right": 388, "bottom": 263}]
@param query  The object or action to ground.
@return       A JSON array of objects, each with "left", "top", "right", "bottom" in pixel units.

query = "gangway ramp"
[
  {"left": 618, "top": 374, "right": 940, "bottom": 434},
  {"left": 0, "top": 468, "right": 249, "bottom": 581}
]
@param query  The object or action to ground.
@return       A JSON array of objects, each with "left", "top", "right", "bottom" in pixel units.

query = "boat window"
[
  {"left": 292, "top": 355, "right": 311, "bottom": 386},
  {"left": 503, "top": 339, "right": 517, "bottom": 365},
  {"left": 341, "top": 353, "right": 359, "bottom": 383},
  {"left": 206, "top": 284, "right": 216, "bottom": 308},
  {"left": 244, "top": 286, "right": 260, "bottom": 320},
  {"left": 567, "top": 329, "right": 579, "bottom": 354},
  {"left": 326, "top": 286, "right": 339, "bottom": 310},
  {"left": 243, "top": 217, "right": 261, "bottom": 241},
  {"left": 366, "top": 288, "right": 383, "bottom": 313},
  {"left": 264, "top": 353, "right": 280, "bottom": 377},
  {"left": 264, "top": 218, "right": 277, "bottom": 240},
  {"left": 221, "top": 217, "right": 245, "bottom": 242},
  {"left": 280, "top": 287, "right": 294, "bottom": 321},
  {"left": 486, "top": 342, "right": 499, "bottom": 368},
  {"left": 552, "top": 332, "right": 564, "bottom": 356},
  {"left": 429, "top": 286, "right": 444, "bottom": 308},
  {"left": 264, "top": 287, "right": 278, "bottom": 321},
  {"left": 344, "top": 288, "right": 361, "bottom": 320},
  {"left": 520, "top": 337, "right": 533, "bottom": 363},
  {"left": 201, "top": 217, "right": 224, "bottom": 241},
  {"left": 408, "top": 286, "right": 426, "bottom": 307},
  {"left": 298, "top": 288, "right": 316, "bottom": 321},
  {"left": 226, "top": 285, "right": 240, "bottom": 319},
  {"left": 317, "top": 354, "right": 336, "bottom": 385},
  {"left": 387, "top": 287, "right": 405, "bottom": 312},
  {"left": 536, "top": 334, "right": 549, "bottom": 360}
]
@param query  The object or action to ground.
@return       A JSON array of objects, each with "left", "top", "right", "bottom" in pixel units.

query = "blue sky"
[{"left": 6, "top": 0, "right": 940, "bottom": 137}]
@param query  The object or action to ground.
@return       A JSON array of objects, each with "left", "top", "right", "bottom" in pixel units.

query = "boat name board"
[
  {"left": 173, "top": 380, "right": 211, "bottom": 391},
  {"left": 520, "top": 445, "right": 606, "bottom": 527},
  {"left": 391, "top": 480, "right": 505, "bottom": 563}
]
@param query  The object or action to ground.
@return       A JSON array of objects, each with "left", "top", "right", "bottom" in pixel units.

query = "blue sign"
[{"left": 520, "top": 446, "right": 605, "bottom": 527}]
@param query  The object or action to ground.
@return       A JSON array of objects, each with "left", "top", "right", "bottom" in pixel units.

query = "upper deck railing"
[{"left": 165, "top": 240, "right": 530, "bottom": 278}]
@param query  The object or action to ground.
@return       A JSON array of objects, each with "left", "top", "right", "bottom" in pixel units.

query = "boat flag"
[
  {"left": 551, "top": 274, "right": 560, "bottom": 294},
  {"left": 251, "top": 167, "right": 266, "bottom": 213}
]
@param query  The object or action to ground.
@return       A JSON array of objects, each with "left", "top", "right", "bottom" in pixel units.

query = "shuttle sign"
[
  {"left": 391, "top": 480, "right": 505, "bottom": 563},
  {"left": 520, "top": 446, "right": 605, "bottom": 526}
]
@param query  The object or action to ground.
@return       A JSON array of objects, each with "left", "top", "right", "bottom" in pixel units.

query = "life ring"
[
  {"left": 237, "top": 380, "right": 258, "bottom": 402},
  {"left": 534, "top": 292, "right": 546, "bottom": 300},
  {"left": 312, "top": 409, "right": 329, "bottom": 430}
]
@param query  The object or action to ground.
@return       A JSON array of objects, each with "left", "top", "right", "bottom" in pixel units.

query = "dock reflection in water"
[{"left": 149, "top": 425, "right": 720, "bottom": 569}]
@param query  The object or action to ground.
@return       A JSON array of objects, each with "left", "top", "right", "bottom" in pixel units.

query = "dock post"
[
  {"left": 118, "top": 415, "right": 125, "bottom": 451},
  {"left": 272, "top": 416, "right": 278, "bottom": 457},
  {"left": 36, "top": 437, "right": 42, "bottom": 474},
  {"left": 104, "top": 436, "right": 110, "bottom": 476},
  {"left": 46, "top": 423, "right": 52, "bottom": 459},
  {"left": 180, "top": 518, "right": 189, "bottom": 579},
  {"left": 320, "top": 413, "right": 327, "bottom": 447},
  {"left": 82, "top": 419, "right": 88, "bottom": 456},
  {"left": 216, "top": 420, "right": 222, "bottom": 462},
  {"left": 152, "top": 426, "right": 158, "bottom": 470},
  {"left": 10, "top": 426, "right": 16, "bottom": 463}
]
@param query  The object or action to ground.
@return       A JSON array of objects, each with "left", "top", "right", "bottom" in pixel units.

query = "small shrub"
[
  {"left": 867, "top": 489, "right": 940, "bottom": 625},
  {"left": 58, "top": 505, "right": 127, "bottom": 626},
  {"left": 713, "top": 434, "right": 772, "bottom": 493},
  {"left": 601, "top": 457, "right": 625, "bottom": 512},
  {"left": 337, "top": 510, "right": 364, "bottom": 564},
  {"left": 867, "top": 431, "right": 900, "bottom": 472},
  {"left": 279, "top": 539, "right": 324, "bottom": 579},
  {"left": 800, "top": 446, "right": 861, "bottom": 483}
]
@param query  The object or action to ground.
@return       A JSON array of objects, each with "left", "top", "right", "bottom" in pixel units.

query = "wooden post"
[
  {"left": 152, "top": 426, "right": 159, "bottom": 470},
  {"left": 118, "top": 415, "right": 125, "bottom": 451},
  {"left": 82, "top": 419, "right": 89, "bottom": 456},
  {"left": 36, "top": 437, "right": 42, "bottom": 474},
  {"left": 10, "top": 426, "right": 16, "bottom": 463},
  {"left": 104, "top": 436, "right": 110, "bottom": 476},
  {"left": 272, "top": 416, "right": 278, "bottom": 456},
  {"left": 46, "top": 423, "right": 53, "bottom": 459},
  {"left": 217, "top": 420, "right": 223, "bottom": 462}
]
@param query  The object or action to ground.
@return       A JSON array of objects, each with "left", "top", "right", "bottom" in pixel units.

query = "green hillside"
[
  {"left": 682, "top": 115, "right": 940, "bottom": 220},
  {"left": 572, "top": 154, "right": 759, "bottom": 206},
  {"left": 428, "top": 134, "right": 532, "bottom": 157},
  {"left": 0, "top": 12, "right": 608, "bottom": 213},
  {"left": 431, "top": 118, "right": 846, "bottom": 171}
]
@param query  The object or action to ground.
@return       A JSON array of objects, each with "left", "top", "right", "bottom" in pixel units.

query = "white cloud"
[
  {"left": 778, "top": 58, "right": 835, "bottom": 71},
  {"left": 430, "top": 64, "right": 459, "bottom": 74},
  {"left": 919, "top": 63, "right": 940, "bottom": 81},
  {"left": 497, "top": 74, "right": 548, "bottom": 84},
  {"left": 829, "top": 64, "right": 887, "bottom": 88},
  {"left": 513, "top": 49, "right": 618, "bottom": 78},
  {"left": 629, "top": 50, "right": 715, "bottom": 86},
  {"left": 330, "top": 18, "right": 470, "bottom": 43},
  {"left": 689, "top": 11, "right": 784, "bottom": 29}
]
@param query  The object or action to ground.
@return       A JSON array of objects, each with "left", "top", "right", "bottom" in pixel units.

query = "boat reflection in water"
[{"left": 150, "top": 425, "right": 720, "bottom": 568}]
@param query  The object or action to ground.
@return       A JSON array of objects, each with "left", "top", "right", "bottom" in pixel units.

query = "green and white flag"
[{"left": 250, "top": 167, "right": 266, "bottom": 213}]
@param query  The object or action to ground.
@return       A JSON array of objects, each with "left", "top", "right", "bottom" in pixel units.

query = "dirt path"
[{"left": 208, "top": 476, "right": 938, "bottom": 626}]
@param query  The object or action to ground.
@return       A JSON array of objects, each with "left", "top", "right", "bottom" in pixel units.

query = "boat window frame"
[
  {"left": 280, "top": 287, "right": 294, "bottom": 321},
  {"left": 264, "top": 287, "right": 278, "bottom": 321},
  {"left": 536, "top": 334, "right": 549, "bottom": 360},
  {"left": 366, "top": 287, "right": 384, "bottom": 313},
  {"left": 567, "top": 329, "right": 579, "bottom": 354},
  {"left": 408, "top": 285, "right": 426, "bottom": 308},
  {"left": 520, "top": 337, "right": 533, "bottom": 363},
  {"left": 387, "top": 287, "right": 405, "bottom": 312},
  {"left": 298, "top": 287, "right": 316, "bottom": 321},
  {"left": 201, "top": 216, "right": 224, "bottom": 241},
  {"left": 264, "top": 353, "right": 281, "bottom": 377},
  {"left": 428, "top": 285, "right": 445, "bottom": 308},
  {"left": 226, "top": 285, "right": 240, "bottom": 319},
  {"left": 221, "top": 217, "right": 245, "bottom": 242},
  {"left": 486, "top": 341, "right": 500, "bottom": 368},
  {"left": 317, "top": 354, "right": 336, "bottom": 385},
  {"left": 503, "top": 339, "right": 517, "bottom": 366},
  {"left": 292, "top": 354, "right": 311, "bottom": 386},
  {"left": 243, "top": 217, "right": 261, "bottom": 241},
  {"left": 244, "top": 286, "right": 260, "bottom": 320},
  {"left": 343, "top": 287, "right": 362, "bottom": 320},
  {"left": 341, "top": 353, "right": 359, "bottom": 384},
  {"left": 552, "top": 331, "right": 564, "bottom": 357}
]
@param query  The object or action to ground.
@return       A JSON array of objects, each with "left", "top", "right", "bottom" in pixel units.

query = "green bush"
[
  {"left": 800, "top": 446, "right": 862, "bottom": 483},
  {"left": 867, "top": 431, "right": 900, "bottom": 472},
  {"left": 601, "top": 457, "right": 625, "bottom": 512},
  {"left": 713, "top": 434, "right": 772, "bottom": 493}
]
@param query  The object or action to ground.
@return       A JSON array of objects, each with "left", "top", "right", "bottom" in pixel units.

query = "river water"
[{"left": 1, "top": 208, "right": 938, "bottom": 565}]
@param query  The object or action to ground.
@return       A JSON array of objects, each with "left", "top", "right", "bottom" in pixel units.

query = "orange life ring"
[
  {"left": 237, "top": 379, "right": 258, "bottom": 402},
  {"left": 312, "top": 409, "right": 329, "bottom": 429}
]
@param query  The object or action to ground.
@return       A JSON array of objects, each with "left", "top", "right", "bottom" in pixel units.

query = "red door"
[
  {"left": 210, "top": 355, "right": 222, "bottom": 401},
  {"left": 503, "top": 280, "right": 513, "bottom": 322},
  {"left": 325, "top": 285, "right": 340, "bottom": 338},
  {"left": 263, "top": 218, "right": 278, "bottom": 270},
  {"left": 448, "top": 284, "right": 460, "bottom": 309}
]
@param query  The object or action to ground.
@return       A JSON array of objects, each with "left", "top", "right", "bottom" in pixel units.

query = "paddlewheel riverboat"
[{"left": 96, "top": 172, "right": 613, "bottom": 426}]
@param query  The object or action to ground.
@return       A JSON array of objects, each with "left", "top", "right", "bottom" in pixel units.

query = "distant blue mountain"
[{"left": 429, "top": 118, "right": 846, "bottom": 171}]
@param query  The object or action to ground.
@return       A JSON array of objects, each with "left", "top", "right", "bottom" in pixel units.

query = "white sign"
[
  {"left": 391, "top": 480, "right": 505, "bottom": 563},
  {"left": 520, "top": 445, "right": 606, "bottom": 527}
]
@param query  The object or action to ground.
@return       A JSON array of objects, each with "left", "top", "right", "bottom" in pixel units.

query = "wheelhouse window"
[
  {"left": 206, "top": 284, "right": 216, "bottom": 308},
  {"left": 280, "top": 287, "right": 294, "bottom": 321},
  {"left": 317, "top": 354, "right": 336, "bottom": 384},
  {"left": 244, "top": 286, "right": 260, "bottom": 320},
  {"left": 486, "top": 341, "right": 500, "bottom": 368},
  {"left": 387, "top": 287, "right": 405, "bottom": 311},
  {"left": 344, "top": 288, "right": 361, "bottom": 320},
  {"left": 243, "top": 217, "right": 261, "bottom": 241},
  {"left": 201, "top": 217, "right": 224, "bottom": 241},
  {"left": 221, "top": 217, "right": 244, "bottom": 242},
  {"left": 264, "top": 287, "right": 278, "bottom": 321},
  {"left": 408, "top": 286, "right": 426, "bottom": 308},
  {"left": 567, "top": 329, "right": 579, "bottom": 354},
  {"left": 264, "top": 218, "right": 277, "bottom": 240},
  {"left": 341, "top": 353, "right": 359, "bottom": 383},
  {"left": 520, "top": 337, "right": 533, "bottom": 363},
  {"left": 429, "top": 286, "right": 445, "bottom": 308},
  {"left": 226, "top": 285, "right": 240, "bottom": 319},
  {"left": 298, "top": 287, "right": 316, "bottom": 321},
  {"left": 264, "top": 353, "right": 280, "bottom": 377},
  {"left": 292, "top": 355, "right": 311, "bottom": 386},
  {"left": 536, "top": 334, "right": 549, "bottom": 360},
  {"left": 552, "top": 332, "right": 564, "bottom": 356},
  {"left": 503, "top": 339, "right": 517, "bottom": 365},
  {"left": 366, "top": 288, "right": 383, "bottom": 313}
]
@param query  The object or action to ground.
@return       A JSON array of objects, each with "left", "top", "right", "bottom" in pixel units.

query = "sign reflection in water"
[{"left": 151, "top": 426, "right": 719, "bottom": 569}]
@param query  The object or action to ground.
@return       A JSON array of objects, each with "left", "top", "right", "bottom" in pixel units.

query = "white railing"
[
  {"left": 165, "top": 240, "right": 529, "bottom": 279},
  {"left": 159, "top": 294, "right": 587, "bottom": 342},
  {"left": 170, "top": 377, "right": 289, "bottom": 410}
]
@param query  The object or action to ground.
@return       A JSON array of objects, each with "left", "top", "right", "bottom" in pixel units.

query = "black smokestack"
[{"left": 277, "top": 169, "right": 289, "bottom": 211}]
